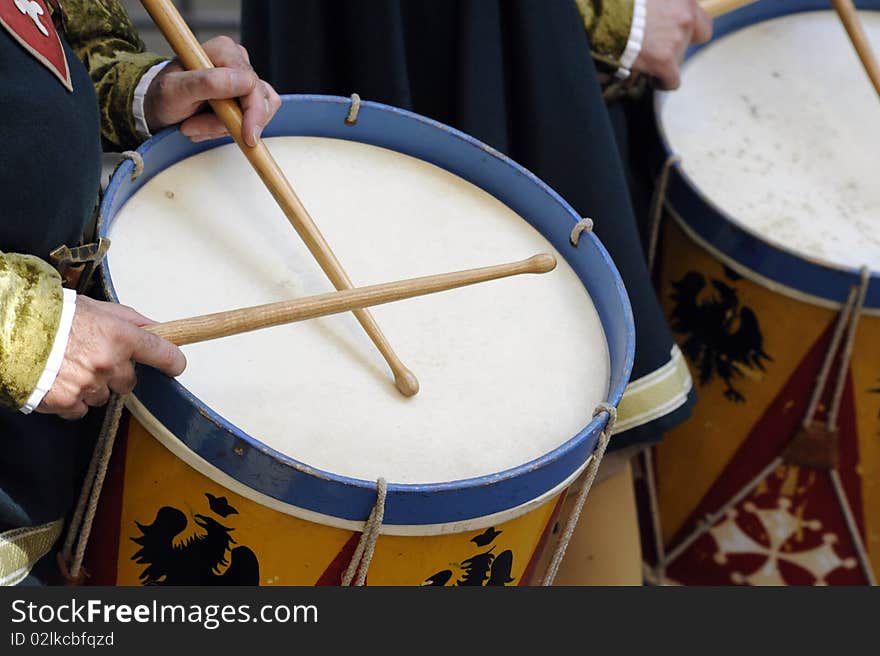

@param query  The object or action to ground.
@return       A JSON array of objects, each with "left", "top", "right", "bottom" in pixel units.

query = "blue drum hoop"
[
  {"left": 99, "top": 95, "right": 634, "bottom": 527},
  {"left": 653, "top": 0, "right": 880, "bottom": 311}
]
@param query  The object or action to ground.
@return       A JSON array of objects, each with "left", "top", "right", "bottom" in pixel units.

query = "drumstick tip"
[
  {"left": 394, "top": 367, "right": 420, "bottom": 397},
  {"left": 528, "top": 253, "right": 557, "bottom": 273}
]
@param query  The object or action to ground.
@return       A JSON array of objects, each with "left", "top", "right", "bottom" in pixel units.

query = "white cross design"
[{"left": 13, "top": 0, "right": 49, "bottom": 38}]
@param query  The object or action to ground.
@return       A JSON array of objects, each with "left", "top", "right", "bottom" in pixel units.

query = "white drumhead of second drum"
[
  {"left": 660, "top": 10, "right": 880, "bottom": 272},
  {"left": 106, "top": 137, "right": 610, "bottom": 485}
]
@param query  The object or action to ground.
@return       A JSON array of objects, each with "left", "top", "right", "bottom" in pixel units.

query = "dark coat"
[{"left": 0, "top": 22, "right": 104, "bottom": 584}]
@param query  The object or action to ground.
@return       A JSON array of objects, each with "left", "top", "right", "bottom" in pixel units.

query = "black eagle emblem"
[
  {"left": 131, "top": 506, "right": 260, "bottom": 585},
  {"left": 669, "top": 271, "right": 772, "bottom": 402},
  {"left": 422, "top": 527, "right": 514, "bottom": 586}
]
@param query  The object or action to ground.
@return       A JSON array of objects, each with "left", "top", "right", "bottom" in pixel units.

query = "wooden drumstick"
[
  {"left": 831, "top": 0, "right": 880, "bottom": 98},
  {"left": 140, "top": 0, "right": 420, "bottom": 397},
  {"left": 699, "top": 0, "right": 758, "bottom": 18},
  {"left": 145, "top": 254, "right": 557, "bottom": 346}
]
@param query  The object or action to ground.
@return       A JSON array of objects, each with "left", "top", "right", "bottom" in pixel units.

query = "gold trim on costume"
[
  {"left": 614, "top": 346, "right": 693, "bottom": 435},
  {"left": 0, "top": 519, "right": 63, "bottom": 586}
]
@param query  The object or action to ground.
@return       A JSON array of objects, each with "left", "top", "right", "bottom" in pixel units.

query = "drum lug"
[
  {"left": 49, "top": 237, "right": 112, "bottom": 293},
  {"left": 782, "top": 421, "right": 839, "bottom": 470}
]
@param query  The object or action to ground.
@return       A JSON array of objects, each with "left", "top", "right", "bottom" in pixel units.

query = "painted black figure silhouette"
[
  {"left": 422, "top": 527, "right": 514, "bottom": 586},
  {"left": 205, "top": 493, "right": 238, "bottom": 518},
  {"left": 670, "top": 271, "right": 771, "bottom": 402},
  {"left": 131, "top": 507, "right": 259, "bottom": 585},
  {"left": 471, "top": 527, "right": 502, "bottom": 547}
]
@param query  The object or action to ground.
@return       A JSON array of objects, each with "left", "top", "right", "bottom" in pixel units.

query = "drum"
[
  {"left": 86, "top": 95, "right": 634, "bottom": 586},
  {"left": 643, "top": 1, "right": 880, "bottom": 586}
]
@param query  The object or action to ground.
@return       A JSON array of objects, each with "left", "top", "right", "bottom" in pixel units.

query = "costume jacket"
[{"left": 0, "top": 0, "right": 164, "bottom": 585}]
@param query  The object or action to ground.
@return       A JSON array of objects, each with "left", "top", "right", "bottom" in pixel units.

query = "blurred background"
[{"left": 120, "top": 0, "right": 241, "bottom": 56}]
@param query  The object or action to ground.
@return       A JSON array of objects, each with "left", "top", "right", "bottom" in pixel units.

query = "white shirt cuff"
[
  {"left": 20, "top": 288, "right": 77, "bottom": 414},
  {"left": 616, "top": 0, "right": 647, "bottom": 80},
  {"left": 133, "top": 60, "right": 171, "bottom": 139}
]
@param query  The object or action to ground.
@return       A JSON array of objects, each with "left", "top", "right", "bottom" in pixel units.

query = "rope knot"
[
  {"left": 56, "top": 551, "right": 88, "bottom": 586},
  {"left": 593, "top": 402, "right": 617, "bottom": 436},
  {"left": 345, "top": 93, "right": 361, "bottom": 126},
  {"left": 569, "top": 217, "right": 594, "bottom": 246},
  {"left": 120, "top": 151, "right": 144, "bottom": 180}
]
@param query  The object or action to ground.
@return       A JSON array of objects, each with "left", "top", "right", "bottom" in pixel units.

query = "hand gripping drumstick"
[
  {"left": 831, "top": 0, "right": 880, "bottom": 99},
  {"left": 140, "top": 0, "right": 420, "bottom": 397},
  {"left": 144, "top": 254, "right": 557, "bottom": 346}
]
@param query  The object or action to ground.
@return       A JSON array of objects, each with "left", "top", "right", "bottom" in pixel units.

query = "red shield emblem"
[{"left": 0, "top": 0, "right": 71, "bottom": 91}]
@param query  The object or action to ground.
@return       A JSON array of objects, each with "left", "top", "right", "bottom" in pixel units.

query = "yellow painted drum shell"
[
  {"left": 86, "top": 412, "right": 566, "bottom": 586},
  {"left": 648, "top": 216, "right": 879, "bottom": 586}
]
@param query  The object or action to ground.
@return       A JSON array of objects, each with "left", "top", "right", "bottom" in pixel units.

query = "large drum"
[
  {"left": 644, "top": 1, "right": 880, "bottom": 586},
  {"left": 86, "top": 95, "right": 633, "bottom": 586}
]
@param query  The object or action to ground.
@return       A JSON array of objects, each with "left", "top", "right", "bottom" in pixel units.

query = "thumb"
[{"left": 128, "top": 326, "right": 187, "bottom": 377}]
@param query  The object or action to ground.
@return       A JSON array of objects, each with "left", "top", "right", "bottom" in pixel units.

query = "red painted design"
[
  {"left": 315, "top": 533, "right": 363, "bottom": 586},
  {"left": 519, "top": 493, "right": 567, "bottom": 585},
  {"left": 0, "top": 0, "right": 71, "bottom": 90},
  {"left": 662, "top": 321, "right": 868, "bottom": 585}
]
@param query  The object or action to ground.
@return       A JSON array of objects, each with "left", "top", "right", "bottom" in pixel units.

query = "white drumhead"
[
  {"left": 107, "top": 137, "right": 609, "bottom": 485},
  {"left": 661, "top": 10, "right": 880, "bottom": 271}
]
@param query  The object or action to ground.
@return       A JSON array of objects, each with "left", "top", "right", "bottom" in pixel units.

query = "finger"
[
  {"left": 176, "top": 68, "right": 259, "bottom": 107},
  {"left": 190, "top": 135, "right": 226, "bottom": 143},
  {"left": 36, "top": 373, "right": 88, "bottom": 416},
  {"left": 108, "top": 361, "right": 138, "bottom": 396},
  {"left": 692, "top": 6, "right": 713, "bottom": 44},
  {"left": 58, "top": 402, "right": 89, "bottom": 421},
  {"left": 655, "top": 63, "right": 681, "bottom": 91},
  {"left": 83, "top": 385, "right": 111, "bottom": 408},
  {"left": 202, "top": 35, "right": 251, "bottom": 70},
  {"left": 180, "top": 114, "right": 230, "bottom": 141},
  {"left": 240, "top": 81, "right": 279, "bottom": 146},
  {"left": 97, "top": 301, "right": 156, "bottom": 328},
  {"left": 267, "top": 83, "right": 283, "bottom": 118},
  {"left": 128, "top": 327, "right": 187, "bottom": 377}
]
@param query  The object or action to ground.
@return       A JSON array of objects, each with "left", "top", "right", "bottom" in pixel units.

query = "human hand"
[
  {"left": 634, "top": 0, "right": 713, "bottom": 90},
  {"left": 37, "top": 297, "right": 186, "bottom": 420},
  {"left": 143, "top": 36, "right": 282, "bottom": 146}
]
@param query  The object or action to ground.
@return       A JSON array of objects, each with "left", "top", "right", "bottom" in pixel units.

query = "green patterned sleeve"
[
  {"left": 62, "top": 0, "right": 168, "bottom": 150},
  {"left": 0, "top": 253, "right": 64, "bottom": 410},
  {"left": 575, "top": 0, "right": 636, "bottom": 74}
]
